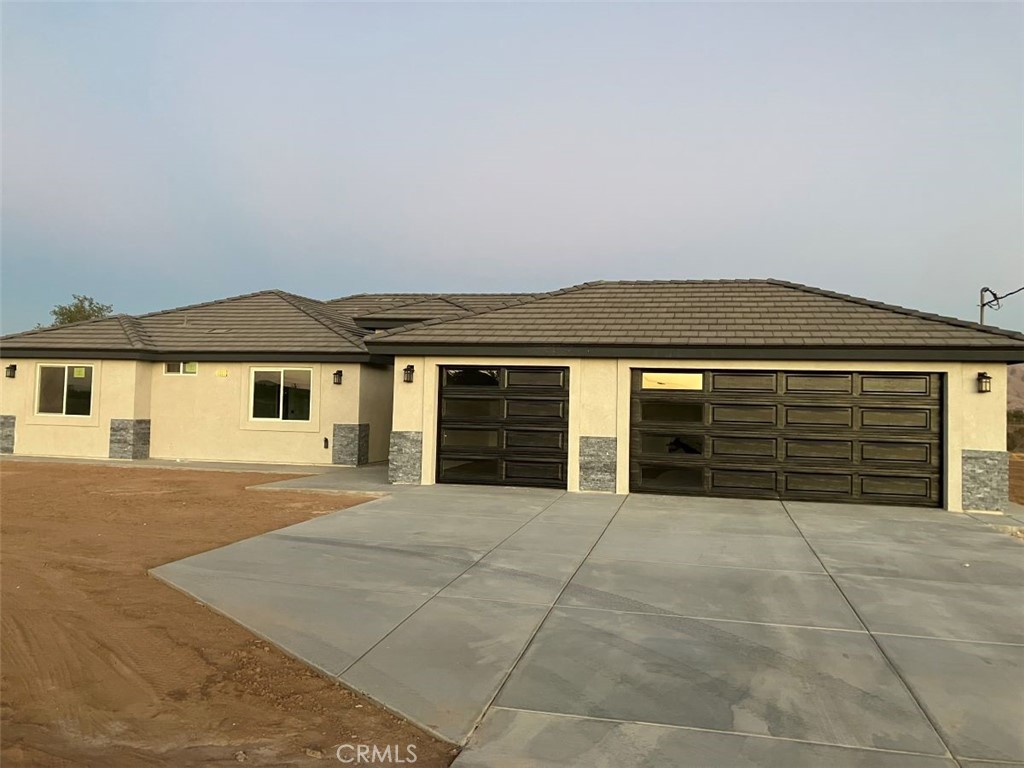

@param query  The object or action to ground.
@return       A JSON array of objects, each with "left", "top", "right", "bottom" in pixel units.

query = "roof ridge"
[
  {"left": 134, "top": 289, "right": 283, "bottom": 320},
  {"left": 270, "top": 291, "right": 367, "bottom": 349},
  {"left": 116, "top": 315, "right": 156, "bottom": 350},
  {"left": 367, "top": 282, "right": 597, "bottom": 341},
  {"left": 767, "top": 279, "right": 1024, "bottom": 342}
]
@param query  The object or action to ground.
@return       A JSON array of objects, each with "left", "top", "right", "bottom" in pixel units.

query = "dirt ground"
[{"left": 0, "top": 461, "right": 458, "bottom": 767}]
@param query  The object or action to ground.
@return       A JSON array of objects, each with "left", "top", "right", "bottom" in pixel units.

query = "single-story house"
[{"left": 2, "top": 280, "right": 1021, "bottom": 512}]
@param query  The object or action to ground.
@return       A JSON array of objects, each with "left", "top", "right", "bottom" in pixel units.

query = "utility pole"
[{"left": 979, "top": 285, "right": 1024, "bottom": 325}]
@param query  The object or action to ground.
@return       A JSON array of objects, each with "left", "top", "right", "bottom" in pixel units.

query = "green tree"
[{"left": 42, "top": 295, "right": 114, "bottom": 327}]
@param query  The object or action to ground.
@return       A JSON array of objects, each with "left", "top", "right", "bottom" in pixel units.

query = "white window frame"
[
  {"left": 35, "top": 363, "right": 94, "bottom": 417},
  {"left": 249, "top": 367, "right": 314, "bottom": 422},
  {"left": 163, "top": 361, "right": 199, "bottom": 375}
]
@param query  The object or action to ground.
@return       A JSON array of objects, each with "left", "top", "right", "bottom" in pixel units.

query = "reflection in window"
[
  {"left": 443, "top": 399, "right": 502, "bottom": 419},
  {"left": 252, "top": 368, "right": 311, "bottom": 421},
  {"left": 442, "top": 429, "right": 499, "bottom": 448},
  {"left": 640, "top": 434, "right": 704, "bottom": 456},
  {"left": 444, "top": 368, "right": 500, "bottom": 387},
  {"left": 37, "top": 365, "right": 93, "bottom": 416},
  {"left": 640, "top": 402, "right": 703, "bottom": 423},
  {"left": 641, "top": 372, "right": 703, "bottom": 390}
]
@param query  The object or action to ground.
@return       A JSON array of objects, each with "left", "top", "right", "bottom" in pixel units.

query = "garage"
[
  {"left": 630, "top": 369, "right": 943, "bottom": 506},
  {"left": 437, "top": 366, "right": 569, "bottom": 488}
]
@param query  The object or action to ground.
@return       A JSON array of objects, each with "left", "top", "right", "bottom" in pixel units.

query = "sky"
[{"left": 2, "top": 2, "right": 1022, "bottom": 334}]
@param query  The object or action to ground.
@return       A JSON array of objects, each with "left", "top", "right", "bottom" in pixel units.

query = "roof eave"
[
  {"left": 0, "top": 348, "right": 377, "bottom": 363},
  {"left": 363, "top": 341, "right": 1024, "bottom": 363}
]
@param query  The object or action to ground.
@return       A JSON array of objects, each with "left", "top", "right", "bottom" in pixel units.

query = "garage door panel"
[
  {"left": 710, "top": 436, "right": 776, "bottom": 459},
  {"left": 785, "top": 472, "right": 854, "bottom": 495},
  {"left": 439, "top": 366, "right": 568, "bottom": 489},
  {"left": 631, "top": 369, "right": 942, "bottom": 507},
  {"left": 710, "top": 372, "right": 777, "bottom": 392},
  {"left": 784, "top": 373, "right": 854, "bottom": 394},
  {"left": 710, "top": 468, "right": 777, "bottom": 492},
  {"left": 784, "top": 406, "right": 853, "bottom": 428},
  {"left": 784, "top": 439, "right": 854, "bottom": 461},
  {"left": 710, "top": 404, "right": 776, "bottom": 425},
  {"left": 860, "top": 374, "right": 934, "bottom": 397},
  {"left": 860, "top": 441, "right": 935, "bottom": 465},
  {"left": 860, "top": 407, "right": 935, "bottom": 430}
]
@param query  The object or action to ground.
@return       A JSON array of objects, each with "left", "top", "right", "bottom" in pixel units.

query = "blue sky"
[{"left": 2, "top": 2, "right": 1022, "bottom": 333}]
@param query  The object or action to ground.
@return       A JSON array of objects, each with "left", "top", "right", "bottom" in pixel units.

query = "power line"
[{"left": 979, "top": 284, "right": 1024, "bottom": 324}]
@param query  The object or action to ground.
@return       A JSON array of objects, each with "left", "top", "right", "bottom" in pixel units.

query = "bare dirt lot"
[{"left": 0, "top": 461, "right": 457, "bottom": 767}]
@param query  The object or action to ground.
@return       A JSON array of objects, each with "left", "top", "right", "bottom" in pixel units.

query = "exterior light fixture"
[
  {"left": 333, "top": 370, "right": 344, "bottom": 385},
  {"left": 4, "top": 364, "right": 16, "bottom": 379},
  {"left": 403, "top": 364, "right": 415, "bottom": 383},
  {"left": 976, "top": 371, "right": 992, "bottom": 393}
]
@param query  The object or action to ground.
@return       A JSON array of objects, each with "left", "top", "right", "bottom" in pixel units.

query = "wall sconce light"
[
  {"left": 976, "top": 371, "right": 992, "bottom": 394},
  {"left": 333, "top": 370, "right": 344, "bottom": 386},
  {"left": 403, "top": 364, "right": 415, "bottom": 383},
  {"left": 4, "top": 364, "right": 16, "bottom": 379}
]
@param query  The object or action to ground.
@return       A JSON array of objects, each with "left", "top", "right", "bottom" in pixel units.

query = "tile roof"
[
  {"left": 5, "top": 281, "right": 1021, "bottom": 361},
  {"left": 367, "top": 280, "right": 1024, "bottom": 354},
  {"left": 2, "top": 290, "right": 369, "bottom": 357}
]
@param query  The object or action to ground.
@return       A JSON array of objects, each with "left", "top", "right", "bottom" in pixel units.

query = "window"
[
  {"left": 251, "top": 368, "right": 312, "bottom": 421},
  {"left": 641, "top": 372, "right": 703, "bottom": 390},
  {"left": 444, "top": 368, "right": 499, "bottom": 387},
  {"left": 36, "top": 365, "right": 93, "bottom": 416},
  {"left": 164, "top": 362, "right": 198, "bottom": 375}
]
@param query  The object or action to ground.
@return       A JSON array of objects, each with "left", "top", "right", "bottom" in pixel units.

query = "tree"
[{"left": 42, "top": 295, "right": 114, "bottom": 327}]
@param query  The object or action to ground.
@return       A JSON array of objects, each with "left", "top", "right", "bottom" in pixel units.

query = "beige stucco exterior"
[
  {"left": 0, "top": 358, "right": 149, "bottom": 458},
  {"left": 391, "top": 355, "right": 1008, "bottom": 511},
  {"left": 0, "top": 357, "right": 395, "bottom": 466}
]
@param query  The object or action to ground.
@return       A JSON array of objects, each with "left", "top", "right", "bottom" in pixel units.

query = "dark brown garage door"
[
  {"left": 437, "top": 366, "right": 569, "bottom": 488},
  {"left": 630, "top": 369, "right": 942, "bottom": 507}
]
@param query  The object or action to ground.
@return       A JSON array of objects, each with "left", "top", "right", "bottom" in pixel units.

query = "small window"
[
  {"left": 444, "top": 368, "right": 500, "bottom": 387},
  {"left": 443, "top": 398, "right": 502, "bottom": 419},
  {"left": 164, "top": 362, "right": 199, "bottom": 375},
  {"left": 36, "top": 364, "right": 93, "bottom": 416},
  {"left": 641, "top": 372, "right": 703, "bottom": 391},
  {"left": 640, "top": 401, "right": 703, "bottom": 424},
  {"left": 506, "top": 368, "right": 565, "bottom": 388},
  {"left": 640, "top": 434, "right": 704, "bottom": 456},
  {"left": 441, "top": 429, "right": 499, "bottom": 448},
  {"left": 251, "top": 368, "right": 312, "bottom": 421}
]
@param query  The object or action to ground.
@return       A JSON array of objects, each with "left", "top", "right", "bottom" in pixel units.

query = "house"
[{"left": 2, "top": 280, "right": 1022, "bottom": 513}]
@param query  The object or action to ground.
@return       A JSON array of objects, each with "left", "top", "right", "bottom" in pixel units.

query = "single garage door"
[
  {"left": 437, "top": 366, "right": 569, "bottom": 488},
  {"left": 630, "top": 369, "right": 942, "bottom": 507}
]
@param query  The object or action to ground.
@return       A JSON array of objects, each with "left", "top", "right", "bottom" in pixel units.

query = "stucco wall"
[
  {"left": 358, "top": 364, "right": 394, "bottom": 463},
  {"left": 0, "top": 357, "right": 149, "bottom": 458},
  {"left": 391, "top": 356, "right": 1008, "bottom": 510},
  {"left": 147, "top": 361, "right": 362, "bottom": 465}
]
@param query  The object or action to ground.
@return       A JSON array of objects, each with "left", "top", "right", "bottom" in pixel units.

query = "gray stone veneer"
[
  {"left": 108, "top": 419, "right": 151, "bottom": 460},
  {"left": 962, "top": 449, "right": 1009, "bottom": 512},
  {"left": 0, "top": 415, "right": 15, "bottom": 454},
  {"left": 579, "top": 436, "right": 617, "bottom": 492},
  {"left": 333, "top": 423, "right": 370, "bottom": 466},
  {"left": 389, "top": 431, "right": 423, "bottom": 484}
]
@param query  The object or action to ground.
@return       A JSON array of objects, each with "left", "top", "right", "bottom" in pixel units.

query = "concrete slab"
[
  {"left": 341, "top": 596, "right": 549, "bottom": 743},
  {"left": 811, "top": 537, "right": 1024, "bottom": 585},
  {"left": 272, "top": 508, "right": 526, "bottom": 552},
  {"left": 496, "top": 607, "right": 946, "bottom": 755},
  {"left": 440, "top": 549, "right": 585, "bottom": 606},
  {"left": 784, "top": 501, "right": 967, "bottom": 523},
  {"left": 498, "top": 521, "right": 606, "bottom": 555},
  {"left": 560, "top": 557, "right": 862, "bottom": 629},
  {"left": 455, "top": 708, "right": 958, "bottom": 768},
  {"left": 609, "top": 505, "right": 802, "bottom": 537},
  {"left": 790, "top": 513, "right": 999, "bottom": 544},
  {"left": 837, "top": 574, "right": 1024, "bottom": 644},
  {"left": 160, "top": 534, "right": 478, "bottom": 595},
  {"left": 592, "top": 528, "right": 824, "bottom": 572},
  {"left": 529, "top": 494, "right": 625, "bottom": 526},
  {"left": 622, "top": 494, "right": 787, "bottom": 515},
  {"left": 150, "top": 569, "right": 426, "bottom": 676},
  {"left": 878, "top": 635, "right": 1024, "bottom": 762}
]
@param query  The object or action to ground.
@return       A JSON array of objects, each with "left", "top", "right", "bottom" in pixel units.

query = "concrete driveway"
[{"left": 152, "top": 481, "right": 1024, "bottom": 767}]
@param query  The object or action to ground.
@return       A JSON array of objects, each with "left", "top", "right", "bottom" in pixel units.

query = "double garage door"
[
  {"left": 631, "top": 369, "right": 943, "bottom": 507},
  {"left": 436, "top": 365, "right": 943, "bottom": 507}
]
